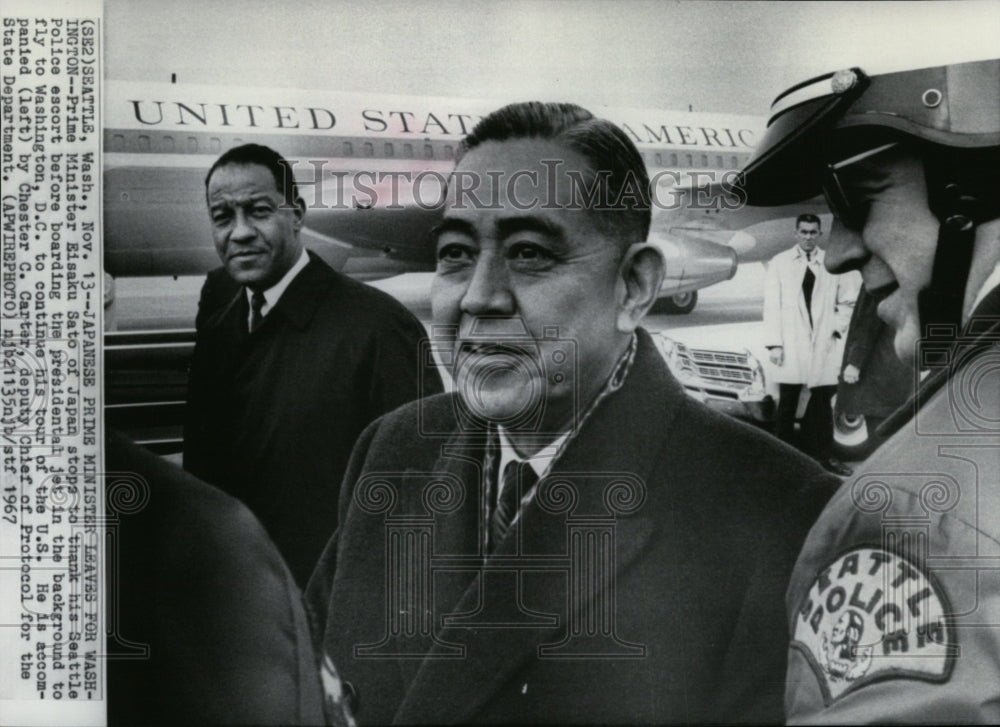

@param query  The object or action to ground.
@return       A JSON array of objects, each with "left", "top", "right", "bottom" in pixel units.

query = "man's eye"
[
  {"left": 211, "top": 211, "right": 232, "bottom": 225},
  {"left": 437, "top": 243, "right": 473, "bottom": 263},
  {"left": 251, "top": 206, "right": 273, "bottom": 218},
  {"left": 507, "top": 242, "right": 553, "bottom": 263}
]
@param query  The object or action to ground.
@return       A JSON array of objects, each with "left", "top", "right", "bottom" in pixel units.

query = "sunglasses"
[{"left": 822, "top": 142, "right": 899, "bottom": 230}]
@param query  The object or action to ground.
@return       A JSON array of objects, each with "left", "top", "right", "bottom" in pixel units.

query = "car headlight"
[
  {"left": 656, "top": 335, "right": 694, "bottom": 380},
  {"left": 742, "top": 349, "right": 767, "bottom": 398}
]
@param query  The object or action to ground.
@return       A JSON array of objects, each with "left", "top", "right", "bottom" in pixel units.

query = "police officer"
[{"left": 738, "top": 57, "right": 1000, "bottom": 722}]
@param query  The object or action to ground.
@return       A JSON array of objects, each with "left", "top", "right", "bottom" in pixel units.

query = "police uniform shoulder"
[{"left": 789, "top": 535, "right": 957, "bottom": 706}]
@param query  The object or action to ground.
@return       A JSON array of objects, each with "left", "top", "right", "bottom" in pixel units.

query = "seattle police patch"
[{"left": 792, "top": 547, "right": 955, "bottom": 704}]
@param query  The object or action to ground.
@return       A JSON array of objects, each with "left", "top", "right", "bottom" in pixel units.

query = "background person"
[
  {"left": 184, "top": 143, "right": 442, "bottom": 586},
  {"left": 738, "top": 57, "right": 1000, "bottom": 722},
  {"left": 762, "top": 213, "right": 860, "bottom": 476}
]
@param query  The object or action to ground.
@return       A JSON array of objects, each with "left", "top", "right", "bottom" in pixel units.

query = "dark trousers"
[{"left": 776, "top": 383, "right": 836, "bottom": 463}]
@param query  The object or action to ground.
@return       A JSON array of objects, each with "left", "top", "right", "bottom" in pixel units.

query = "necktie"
[
  {"left": 802, "top": 260, "right": 815, "bottom": 328},
  {"left": 249, "top": 290, "right": 266, "bottom": 333},
  {"left": 491, "top": 461, "right": 536, "bottom": 550}
]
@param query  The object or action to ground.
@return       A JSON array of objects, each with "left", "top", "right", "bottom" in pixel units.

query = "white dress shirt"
[{"left": 246, "top": 249, "right": 310, "bottom": 328}]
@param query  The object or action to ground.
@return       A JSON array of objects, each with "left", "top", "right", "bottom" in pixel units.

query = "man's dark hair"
[
  {"left": 458, "top": 102, "right": 651, "bottom": 247},
  {"left": 205, "top": 143, "right": 298, "bottom": 205},
  {"left": 796, "top": 213, "right": 821, "bottom": 228}
]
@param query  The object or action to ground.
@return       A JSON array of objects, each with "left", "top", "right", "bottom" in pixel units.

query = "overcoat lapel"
[
  {"left": 395, "top": 330, "right": 682, "bottom": 724},
  {"left": 389, "top": 422, "right": 491, "bottom": 691}
]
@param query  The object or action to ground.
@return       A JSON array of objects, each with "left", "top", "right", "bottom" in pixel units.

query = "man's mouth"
[{"left": 229, "top": 249, "right": 267, "bottom": 260}]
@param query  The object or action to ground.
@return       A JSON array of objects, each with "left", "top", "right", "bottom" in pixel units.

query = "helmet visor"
[{"left": 736, "top": 69, "right": 870, "bottom": 206}]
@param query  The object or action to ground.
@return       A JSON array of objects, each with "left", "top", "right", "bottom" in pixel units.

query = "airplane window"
[
  {"left": 187, "top": 137, "right": 198, "bottom": 152},
  {"left": 112, "top": 134, "right": 125, "bottom": 151},
  {"left": 384, "top": 143, "right": 394, "bottom": 157},
  {"left": 363, "top": 142, "right": 374, "bottom": 157},
  {"left": 655, "top": 153, "right": 663, "bottom": 166},
  {"left": 138, "top": 135, "right": 151, "bottom": 152},
  {"left": 343, "top": 141, "right": 354, "bottom": 157},
  {"left": 731, "top": 156, "right": 738, "bottom": 168},
  {"left": 700, "top": 154, "right": 708, "bottom": 167},
  {"left": 716, "top": 155, "right": 723, "bottom": 167},
  {"left": 404, "top": 143, "right": 413, "bottom": 158},
  {"left": 670, "top": 153, "right": 678, "bottom": 166},
  {"left": 162, "top": 136, "right": 174, "bottom": 152},
  {"left": 211, "top": 138, "right": 221, "bottom": 153},
  {"left": 444, "top": 145, "right": 454, "bottom": 159},
  {"left": 424, "top": 143, "right": 434, "bottom": 159},
  {"left": 685, "top": 154, "right": 693, "bottom": 167}
]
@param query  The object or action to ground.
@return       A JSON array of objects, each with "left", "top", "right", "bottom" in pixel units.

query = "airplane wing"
[{"left": 659, "top": 180, "right": 830, "bottom": 264}]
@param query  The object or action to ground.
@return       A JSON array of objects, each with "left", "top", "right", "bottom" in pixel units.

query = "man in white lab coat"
[{"left": 763, "top": 213, "right": 860, "bottom": 476}]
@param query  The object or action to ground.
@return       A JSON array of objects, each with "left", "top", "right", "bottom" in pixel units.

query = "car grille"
[{"left": 682, "top": 348, "right": 753, "bottom": 389}]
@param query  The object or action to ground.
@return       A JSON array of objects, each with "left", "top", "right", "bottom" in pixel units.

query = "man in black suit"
[
  {"left": 306, "top": 102, "right": 838, "bottom": 723},
  {"left": 184, "top": 144, "right": 442, "bottom": 586}
]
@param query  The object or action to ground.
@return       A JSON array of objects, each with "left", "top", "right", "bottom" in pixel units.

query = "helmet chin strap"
[
  {"left": 917, "top": 183, "right": 980, "bottom": 348},
  {"left": 879, "top": 185, "right": 993, "bottom": 441}
]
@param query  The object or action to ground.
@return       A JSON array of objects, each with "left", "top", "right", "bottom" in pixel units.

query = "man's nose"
[
  {"left": 230, "top": 210, "right": 257, "bottom": 242},
  {"left": 825, "top": 219, "right": 868, "bottom": 274},
  {"left": 459, "top": 253, "right": 514, "bottom": 316}
]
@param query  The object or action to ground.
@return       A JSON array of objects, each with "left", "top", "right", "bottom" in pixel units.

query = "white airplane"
[{"left": 103, "top": 80, "right": 809, "bottom": 314}]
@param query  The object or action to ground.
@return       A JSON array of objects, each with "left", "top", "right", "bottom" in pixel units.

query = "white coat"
[{"left": 762, "top": 246, "right": 860, "bottom": 387}]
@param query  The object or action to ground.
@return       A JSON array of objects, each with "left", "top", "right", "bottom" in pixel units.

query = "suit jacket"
[
  {"left": 106, "top": 430, "right": 326, "bottom": 726},
  {"left": 184, "top": 252, "right": 443, "bottom": 586},
  {"left": 306, "top": 329, "right": 839, "bottom": 724},
  {"left": 784, "top": 283, "right": 1000, "bottom": 724},
  {"left": 763, "top": 247, "right": 860, "bottom": 387}
]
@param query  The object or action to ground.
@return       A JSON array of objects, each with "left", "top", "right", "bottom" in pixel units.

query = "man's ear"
[
  {"left": 616, "top": 242, "right": 666, "bottom": 333},
  {"left": 291, "top": 196, "right": 306, "bottom": 231}
]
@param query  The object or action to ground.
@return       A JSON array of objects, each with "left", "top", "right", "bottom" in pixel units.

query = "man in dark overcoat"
[
  {"left": 306, "top": 102, "right": 838, "bottom": 724},
  {"left": 185, "top": 143, "right": 442, "bottom": 586}
]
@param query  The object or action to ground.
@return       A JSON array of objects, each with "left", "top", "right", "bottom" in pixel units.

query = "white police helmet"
[{"left": 738, "top": 58, "right": 1000, "bottom": 207}]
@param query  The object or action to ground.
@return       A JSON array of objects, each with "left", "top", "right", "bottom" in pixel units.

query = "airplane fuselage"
[{"left": 104, "top": 80, "right": 766, "bottom": 298}]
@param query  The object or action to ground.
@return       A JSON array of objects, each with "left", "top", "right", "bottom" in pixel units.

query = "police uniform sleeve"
[{"left": 784, "top": 481, "right": 1000, "bottom": 723}]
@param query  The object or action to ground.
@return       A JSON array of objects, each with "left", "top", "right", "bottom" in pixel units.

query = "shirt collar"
[
  {"left": 482, "top": 333, "right": 638, "bottom": 550},
  {"left": 795, "top": 246, "right": 822, "bottom": 264},
  {"left": 246, "top": 248, "right": 309, "bottom": 319},
  {"left": 496, "top": 426, "right": 569, "bottom": 480},
  {"left": 495, "top": 332, "right": 638, "bottom": 481}
]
